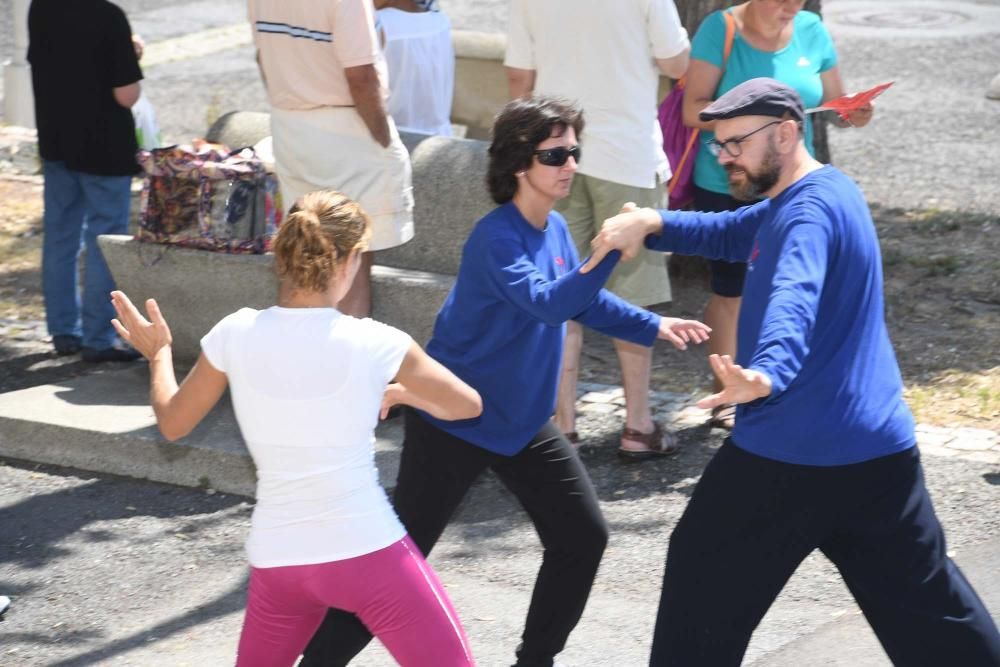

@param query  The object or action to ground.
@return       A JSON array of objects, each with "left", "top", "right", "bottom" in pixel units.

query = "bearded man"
[{"left": 584, "top": 78, "right": 1000, "bottom": 666}]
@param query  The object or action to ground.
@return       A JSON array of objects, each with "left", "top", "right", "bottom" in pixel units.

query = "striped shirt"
[{"left": 248, "top": 0, "right": 388, "bottom": 110}]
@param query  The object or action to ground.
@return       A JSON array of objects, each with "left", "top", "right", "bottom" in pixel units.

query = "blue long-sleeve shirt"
[
  {"left": 422, "top": 201, "right": 661, "bottom": 455},
  {"left": 646, "top": 166, "right": 915, "bottom": 465}
]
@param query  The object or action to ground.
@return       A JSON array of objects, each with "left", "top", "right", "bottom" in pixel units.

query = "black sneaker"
[
  {"left": 81, "top": 345, "right": 143, "bottom": 363},
  {"left": 52, "top": 335, "right": 82, "bottom": 356}
]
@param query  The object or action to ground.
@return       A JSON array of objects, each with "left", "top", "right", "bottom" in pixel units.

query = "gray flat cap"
[{"left": 700, "top": 77, "right": 805, "bottom": 123}]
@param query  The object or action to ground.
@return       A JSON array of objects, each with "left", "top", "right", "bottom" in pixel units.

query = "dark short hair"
[{"left": 486, "top": 96, "right": 584, "bottom": 204}]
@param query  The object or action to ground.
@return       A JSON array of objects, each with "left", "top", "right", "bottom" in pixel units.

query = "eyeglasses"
[
  {"left": 533, "top": 145, "right": 581, "bottom": 167},
  {"left": 707, "top": 120, "right": 782, "bottom": 158}
]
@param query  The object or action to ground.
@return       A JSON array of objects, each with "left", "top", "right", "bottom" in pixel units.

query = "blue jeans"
[{"left": 42, "top": 161, "right": 132, "bottom": 349}]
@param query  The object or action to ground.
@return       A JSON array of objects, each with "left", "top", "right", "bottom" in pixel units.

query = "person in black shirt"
[{"left": 28, "top": 0, "right": 144, "bottom": 361}]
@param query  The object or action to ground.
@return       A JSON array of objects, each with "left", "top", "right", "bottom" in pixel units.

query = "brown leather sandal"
[
  {"left": 708, "top": 404, "right": 736, "bottom": 430},
  {"left": 617, "top": 421, "right": 680, "bottom": 461}
]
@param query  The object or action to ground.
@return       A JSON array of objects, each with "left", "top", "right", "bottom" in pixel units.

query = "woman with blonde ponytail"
[{"left": 110, "top": 189, "right": 480, "bottom": 667}]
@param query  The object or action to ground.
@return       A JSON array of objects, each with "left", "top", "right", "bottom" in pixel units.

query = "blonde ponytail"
[{"left": 273, "top": 190, "right": 371, "bottom": 293}]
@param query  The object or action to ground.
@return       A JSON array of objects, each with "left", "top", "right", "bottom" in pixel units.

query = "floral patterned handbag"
[{"left": 136, "top": 140, "right": 283, "bottom": 254}]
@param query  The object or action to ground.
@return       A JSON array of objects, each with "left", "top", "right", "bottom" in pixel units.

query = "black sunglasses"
[{"left": 533, "top": 145, "right": 582, "bottom": 167}]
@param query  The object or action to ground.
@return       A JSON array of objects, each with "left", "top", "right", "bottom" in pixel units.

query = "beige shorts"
[
  {"left": 270, "top": 106, "right": 414, "bottom": 252},
  {"left": 557, "top": 173, "right": 671, "bottom": 307}
]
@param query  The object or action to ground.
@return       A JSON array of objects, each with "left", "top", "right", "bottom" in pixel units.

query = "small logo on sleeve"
[{"left": 748, "top": 240, "right": 761, "bottom": 272}]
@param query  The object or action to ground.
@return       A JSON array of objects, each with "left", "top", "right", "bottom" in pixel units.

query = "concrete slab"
[
  {"left": 0, "top": 365, "right": 405, "bottom": 497},
  {"left": 98, "top": 235, "right": 454, "bottom": 361},
  {"left": 370, "top": 264, "right": 454, "bottom": 346},
  {"left": 376, "top": 134, "right": 495, "bottom": 276}
]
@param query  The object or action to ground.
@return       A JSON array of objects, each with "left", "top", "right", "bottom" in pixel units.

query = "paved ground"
[
  {"left": 1, "top": 430, "right": 998, "bottom": 667},
  {"left": 1, "top": 294, "right": 999, "bottom": 667},
  {"left": 1, "top": 0, "right": 999, "bottom": 665}
]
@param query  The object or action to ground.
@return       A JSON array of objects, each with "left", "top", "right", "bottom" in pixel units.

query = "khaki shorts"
[
  {"left": 270, "top": 106, "right": 414, "bottom": 252},
  {"left": 557, "top": 173, "right": 671, "bottom": 307}
]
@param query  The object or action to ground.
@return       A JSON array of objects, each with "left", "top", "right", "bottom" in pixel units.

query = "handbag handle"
[{"left": 668, "top": 11, "right": 737, "bottom": 195}]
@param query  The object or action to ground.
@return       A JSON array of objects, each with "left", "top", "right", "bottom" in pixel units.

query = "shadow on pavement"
[
  {"left": 0, "top": 350, "right": 96, "bottom": 395},
  {"left": 0, "top": 459, "right": 245, "bottom": 570},
  {"left": 47, "top": 576, "right": 247, "bottom": 667}
]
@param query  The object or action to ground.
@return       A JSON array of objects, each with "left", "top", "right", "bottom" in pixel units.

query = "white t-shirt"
[
  {"left": 377, "top": 8, "right": 455, "bottom": 136},
  {"left": 504, "top": 0, "right": 690, "bottom": 189},
  {"left": 201, "top": 307, "right": 411, "bottom": 568}
]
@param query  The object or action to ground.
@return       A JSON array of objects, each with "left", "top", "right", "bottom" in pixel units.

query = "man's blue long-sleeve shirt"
[
  {"left": 646, "top": 166, "right": 914, "bottom": 465},
  {"left": 422, "top": 201, "right": 661, "bottom": 455}
]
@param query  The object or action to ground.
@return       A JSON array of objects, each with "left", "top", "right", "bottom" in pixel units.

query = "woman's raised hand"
[
  {"left": 110, "top": 291, "right": 173, "bottom": 361},
  {"left": 657, "top": 317, "right": 711, "bottom": 351},
  {"left": 846, "top": 101, "right": 874, "bottom": 128}
]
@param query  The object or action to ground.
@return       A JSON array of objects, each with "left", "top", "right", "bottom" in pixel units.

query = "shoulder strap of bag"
[
  {"left": 721, "top": 10, "right": 736, "bottom": 68},
  {"left": 668, "top": 11, "right": 738, "bottom": 197}
]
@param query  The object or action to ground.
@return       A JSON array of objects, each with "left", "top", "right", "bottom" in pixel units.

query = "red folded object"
[{"left": 806, "top": 81, "right": 893, "bottom": 120}]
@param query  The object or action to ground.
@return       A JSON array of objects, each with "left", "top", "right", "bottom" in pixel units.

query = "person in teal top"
[
  {"left": 691, "top": 7, "right": 836, "bottom": 193},
  {"left": 680, "top": 0, "right": 874, "bottom": 431}
]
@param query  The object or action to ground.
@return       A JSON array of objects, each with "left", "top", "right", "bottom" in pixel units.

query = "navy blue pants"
[{"left": 650, "top": 440, "right": 1000, "bottom": 666}]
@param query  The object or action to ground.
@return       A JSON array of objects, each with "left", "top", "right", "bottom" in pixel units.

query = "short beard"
[{"left": 727, "top": 138, "right": 781, "bottom": 202}]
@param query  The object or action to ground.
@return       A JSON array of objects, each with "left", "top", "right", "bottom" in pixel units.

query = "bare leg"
[
  {"left": 338, "top": 252, "right": 375, "bottom": 318},
  {"left": 703, "top": 294, "right": 741, "bottom": 392},
  {"left": 703, "top": 294, "right": 741, "bottom": 430},
  {"left": 615, "top": 338, "right": 656, "bottom": 452},
  {"left": 555, "top": 321, "right": 584, "bottom": 436}
]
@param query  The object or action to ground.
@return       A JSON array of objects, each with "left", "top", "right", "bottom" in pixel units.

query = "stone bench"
[{"left": 100, "top": 121, "right": 495, "bottom": 362}]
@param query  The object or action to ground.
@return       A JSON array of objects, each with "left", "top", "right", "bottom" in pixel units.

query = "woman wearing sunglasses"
[
  {"left": 301, "top": 97, "right": 709, "bottom": 667},
  {"left": 683, "top": 0, "right": 873, "bottom": 431}
]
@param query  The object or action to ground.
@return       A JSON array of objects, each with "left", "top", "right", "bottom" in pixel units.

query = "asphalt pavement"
[{"left": 1, "top": 435, "right": 998, "bottom": 666}]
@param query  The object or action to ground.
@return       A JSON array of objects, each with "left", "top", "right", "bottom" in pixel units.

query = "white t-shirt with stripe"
[{"left": 248, "top": 0, "right": 389, "bottom": 110}]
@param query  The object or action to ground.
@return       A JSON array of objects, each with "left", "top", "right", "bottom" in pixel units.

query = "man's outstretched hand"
[
  {"left": 580, "top": 203, "right": 663, "bottom": 273},
  {"left": 696, "top": 354, "right": 772, "bottom": 410}
]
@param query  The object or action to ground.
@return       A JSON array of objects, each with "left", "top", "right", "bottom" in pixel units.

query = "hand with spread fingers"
[
  {"left": 580, "top": 203, "right": 663, "bottom": 274},
  {"left": 657, "top": 318, "right": 712, "bottom": 351},
  {"left": 696, "top": 354, "right": 772, "bottom": 410},
  {"left": 110, "top": 290, "right": 173, "bottom": 361}
]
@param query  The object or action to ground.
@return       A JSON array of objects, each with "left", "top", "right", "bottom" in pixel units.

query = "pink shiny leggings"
[{"left": 235, "top": 535, "right": 475, "bottom": 666}]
